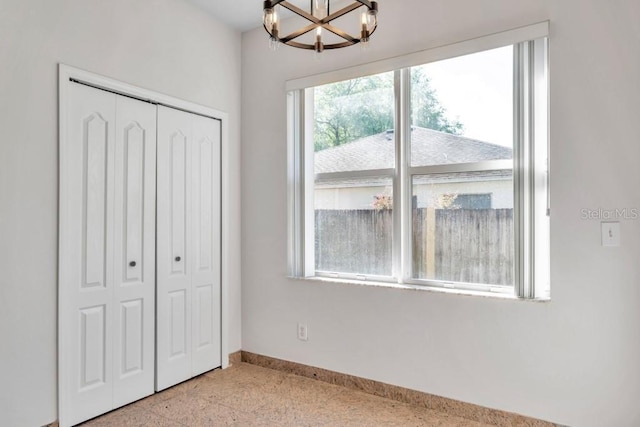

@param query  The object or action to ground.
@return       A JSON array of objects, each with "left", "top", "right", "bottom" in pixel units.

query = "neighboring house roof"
[{"left": 315, "top": 127, "right": 513, "bottom": 174}]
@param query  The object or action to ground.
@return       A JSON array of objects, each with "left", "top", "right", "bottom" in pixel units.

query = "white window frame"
[{"left": 287, "top": 22, "right": 550, "bottom": 299}]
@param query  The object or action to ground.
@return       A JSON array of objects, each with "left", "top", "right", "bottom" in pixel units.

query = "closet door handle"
[
  {"left": 129, "top": 261, "right": 136, "bottom": 267},
  {"left": 175, "top": 256, "right": 181, "bottom": 262}
]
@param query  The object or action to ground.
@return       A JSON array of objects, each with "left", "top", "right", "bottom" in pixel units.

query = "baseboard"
[
  {"left": 241, "top": 350, "right": 555, "bottom": 427},
  {"left": 228, "top": 350, "right": 242, "bottom": 366}
]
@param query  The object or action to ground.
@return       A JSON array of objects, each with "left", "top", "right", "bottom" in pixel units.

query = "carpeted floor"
[{"left": 80, "top": 362, "right": 493, "bottom": 426}]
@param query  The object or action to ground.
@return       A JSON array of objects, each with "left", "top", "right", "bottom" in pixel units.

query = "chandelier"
[{"left": 263, "top": 0, "right": 378, "bottom": 53}]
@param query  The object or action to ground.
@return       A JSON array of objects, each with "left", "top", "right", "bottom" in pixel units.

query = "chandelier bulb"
[
  {"left": 360, "top": 12, "right": 370, "bottom": 44},
  {"left": 313, "top": 0, "right": 328, "bottom": 19},
  {"left": 367, "top": 1, "right": 378, "bottom": 29},
  {"left": 264, "top": 10, "right": 273, "bottom": 31},
  {"left": 315, "top": 30, "right": 324, "bottom": 55},
  {"left": 367, "top": 12, "right": 377, "bottom": 29}
]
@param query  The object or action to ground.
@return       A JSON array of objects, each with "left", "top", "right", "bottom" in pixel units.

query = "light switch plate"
[{"left": 601, "top": 221, "right": 620, "bottom": 247}]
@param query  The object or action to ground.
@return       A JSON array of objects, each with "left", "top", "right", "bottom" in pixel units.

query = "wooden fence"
[
  {"left": 316, "top": 208, "right": 513, "bottom": 285},
  {"left": 314, "top": 209, "right": 393, "bottom": 276}
]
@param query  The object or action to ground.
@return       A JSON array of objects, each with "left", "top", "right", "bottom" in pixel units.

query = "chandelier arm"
[
  {"left": 368, "top": 23, "right": 378, "bottom": 37},
  {"left": 284, "top": 41, "right": 316, "bottom": 50},
  {"left": 322, "top": 2, "right": 362, "bottom": 23},
  {"left": 279, "top": 1, "right": 320, "bottom": 24},
  {"left": 354, "top": 0, "right": 375, "bottom": 8},
  {"left": 267, "top": 0, "right": 286, "bottom": 7},
  {"left": 323, "top": 41, "right": 359, "bottom": 49},
  {"left": 323, "top": 24, "right": 358, "bottom": 43},
  {"left": 282, "top": 40, "right": 359, "bottom": 50},
  {"left": 279, "top": 23, "right": 318, "bottom": 43},
  {"left": 322, "top": 3, "right": 362, "bottom": 23}
]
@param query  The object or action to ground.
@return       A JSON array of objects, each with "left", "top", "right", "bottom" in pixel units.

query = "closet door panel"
[
  {"left": 83, "top": 113, "right": 109, "bottom": 289},
  {"left": 156, "top": 106, "right": 193, "bottom": 391},
  {"left": 112, "top": 95, "right": 157, "bottom": 407},
  {"left": 191, "top": 117, "right": 221, "bottom": 376},
  {"left": 169, "top": 290, "right": 188, "bottom": 356},
  {"left": 170, "top": 133, "right": 188, "bottom": 276},
  {"left": 60, "top": 83, "right": 116, "bottom": 427}
]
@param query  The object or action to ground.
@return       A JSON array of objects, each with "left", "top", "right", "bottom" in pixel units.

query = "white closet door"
[
  {"left": 59, "top": 83, "right": 116, "bottom": 426},
  {"left": 156, "top": 106, "right": 193, "bottom": 390},
  {"left": 112, "top": 95, "right": 157, "bottom": 408},
  {"left": 156, "top": 106, "right": 221, "bottom": 390},
  {"left": 191, "top": 115, "right": 222, "bottom": 375},
  {"left": 60, "top": 84, "right": 157, "bottom": 426}
]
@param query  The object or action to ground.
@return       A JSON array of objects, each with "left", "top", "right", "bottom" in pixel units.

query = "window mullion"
[
  {"left": 533, "top": 37, "right": 550, "bottom": 298},
  {"left": 408, "top": 160, "right": 513, "bottom": 176},
  {"left": 287, "top": 90, "right": 303, "bottom": 277},
  {"left": 514, "top": 41, "right": 536, "bottom": 298},
  {"left": 392, "top": 70, "right": 402, "bottom": 281},
  {"left": 302, "top": 88, "right": 316, "bottom": 277},
  {"left": 514, "top": 43, "right": 524, "bottom": 297},
  {"left": 399, "top": 68, "right": 412, "bottom": 283},
  {"left": 525, "top": 41, "right": 537, "bottom": 299},
  {"left": 315, "top": 168, "right": 395, "bottom": 181}
]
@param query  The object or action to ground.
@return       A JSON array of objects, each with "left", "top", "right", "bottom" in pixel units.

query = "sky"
[{"left": 415, "top": 45, "right": 514, "bottom": 148}]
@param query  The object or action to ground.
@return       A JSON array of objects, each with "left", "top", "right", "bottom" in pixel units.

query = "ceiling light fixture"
[{"left": 263, "top": 0, "right": 378, "bottom": 53}]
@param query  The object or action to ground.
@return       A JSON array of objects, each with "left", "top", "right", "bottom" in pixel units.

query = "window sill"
[{"left": 287, "top": 275, "right": 551, "bottom": 302}]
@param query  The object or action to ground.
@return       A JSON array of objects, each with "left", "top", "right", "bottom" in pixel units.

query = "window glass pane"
[
  {"left": 411, "top": 171, "right": 513, "bottom": 286},
  {"left": 315, "top": 177, "right": 393, "bottom": 276},
  {"left": 314, "top": 71, "right": 395, "bottom": 174},
  {"left": 410, "top": 46, "right": 513, "bottom": 167}
]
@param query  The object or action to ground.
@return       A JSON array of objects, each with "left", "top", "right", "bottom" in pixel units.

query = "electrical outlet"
[{"left": 297, "top": 322, "right": 308, "bottom": 341}]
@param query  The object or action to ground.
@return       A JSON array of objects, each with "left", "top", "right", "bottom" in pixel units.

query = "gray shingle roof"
[{"left": 315, "top": 127, "right": 513, "bottom": 174}]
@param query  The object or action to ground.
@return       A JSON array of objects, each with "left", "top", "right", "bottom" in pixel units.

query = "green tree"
[
  {"left": 411, "top": 68, "right": 464, "bottom": 135},
  {"left": 314, "top": 69, "right": 463, "bottom": 151}
]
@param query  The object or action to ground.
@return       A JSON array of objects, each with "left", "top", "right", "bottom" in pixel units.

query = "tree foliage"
[
  {"left": 313, "top": 69, "right": 463, "bottom": 151},
  {"left": 410, "top": 69, "right": 464, "bottom": 136}
]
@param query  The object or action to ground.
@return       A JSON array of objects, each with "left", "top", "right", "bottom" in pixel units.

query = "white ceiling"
[
  {"left": 187, "top": 0, "right": 264, "bottom": 32},
  {"left": 187, "top": 0, "right": 354, "bottom": 33}
]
